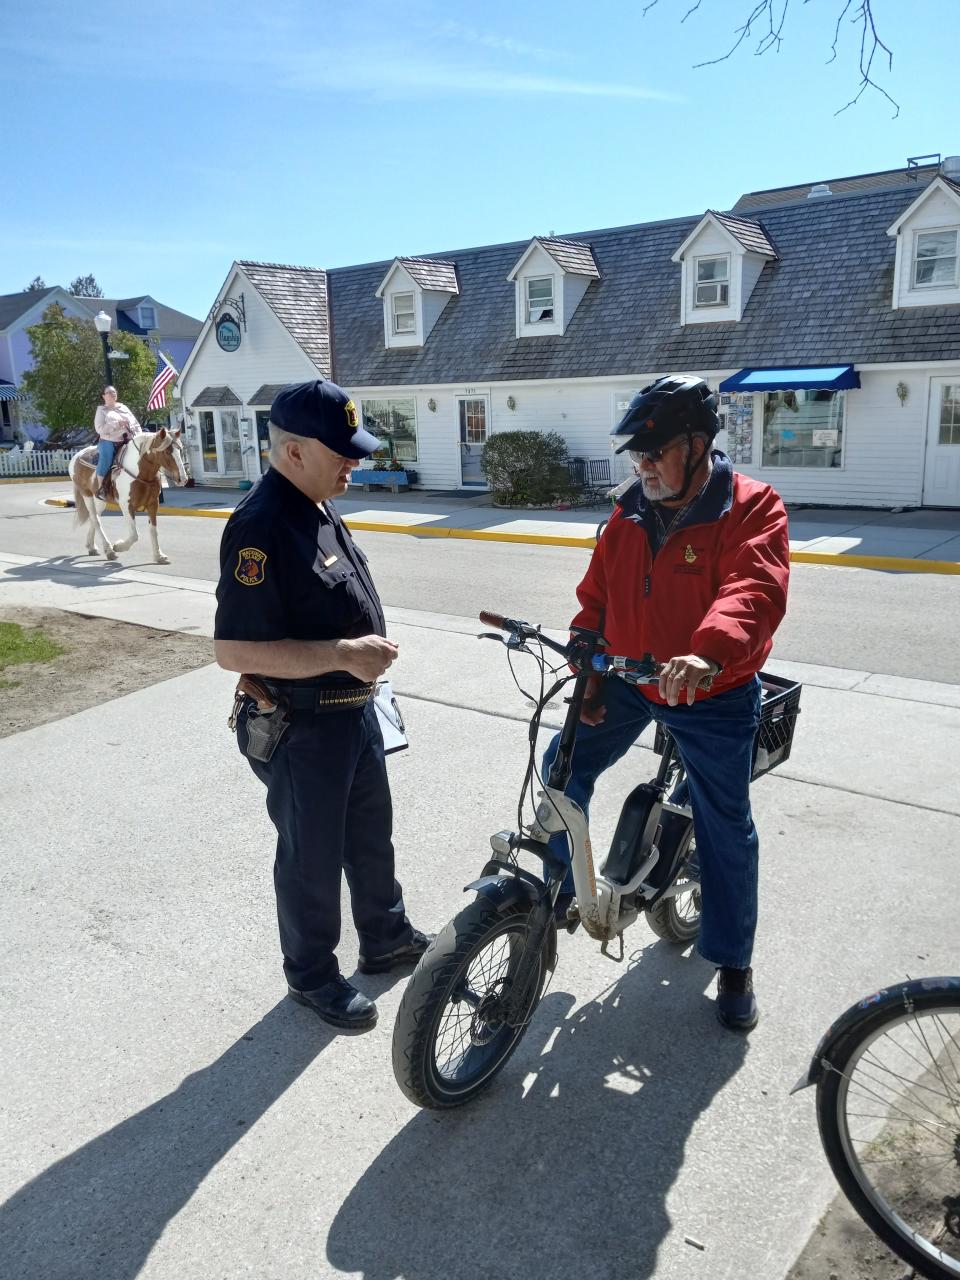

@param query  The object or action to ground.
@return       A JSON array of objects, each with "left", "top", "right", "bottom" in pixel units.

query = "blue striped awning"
[
  {"left": 0, "top": 380, "right": 25, "bottom": 402},
  {"left": 719, "top": 365, "right": 860, "bottom": 393}
]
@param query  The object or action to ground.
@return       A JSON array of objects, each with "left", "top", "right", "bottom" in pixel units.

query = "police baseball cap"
[{"left": 269, "top": 379, "right": 381, "bottom": 460}]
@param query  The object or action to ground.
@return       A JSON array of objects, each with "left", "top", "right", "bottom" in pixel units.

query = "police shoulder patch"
[{"left": 235, "top": 547, "right": 267, "bottom": 586}]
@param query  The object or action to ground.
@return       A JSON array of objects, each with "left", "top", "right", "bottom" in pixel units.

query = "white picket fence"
[{"left": 0, "top": 446, "right": 83, "bottom": 477}]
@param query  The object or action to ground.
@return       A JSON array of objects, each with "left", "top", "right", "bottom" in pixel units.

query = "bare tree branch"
[{"left": 647, "top": 0, "right": 899, "bottom": 115}]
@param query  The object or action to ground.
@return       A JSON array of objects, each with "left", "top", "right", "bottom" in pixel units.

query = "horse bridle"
[{"left": 119, "top": 435, "right": 182, "bottom": 483}]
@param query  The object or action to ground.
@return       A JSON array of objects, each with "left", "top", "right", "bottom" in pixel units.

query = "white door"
[
  {"left": 923, "top": 377, "right": 960, "bottom": 507},
  {"left": 458, "top": 396, "right": 488, "bottom": 486},
  {"left": 219, "top": 410, "right": 243, "bottom": 475}
]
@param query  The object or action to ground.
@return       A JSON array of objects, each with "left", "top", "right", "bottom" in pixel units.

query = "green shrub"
[{"left": 480, "top": 430, "right": 575, "bottom": 505}]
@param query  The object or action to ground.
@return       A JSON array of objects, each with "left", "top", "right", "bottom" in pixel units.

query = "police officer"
[{"left": 214, "top": 379, "right": 430, "bottom": 1031}]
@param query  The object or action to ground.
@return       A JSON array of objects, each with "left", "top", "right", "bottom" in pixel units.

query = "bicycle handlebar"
[{"left": 478, "top": 610, "right": 661, "bottom": 683}]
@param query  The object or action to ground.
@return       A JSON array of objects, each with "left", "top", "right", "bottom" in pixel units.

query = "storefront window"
[
  {"left": 360, "top": 398, "right": 418, "bottom": 462},
  {"left": 761, "top": 390, "right": 844, "bottom": 467}
]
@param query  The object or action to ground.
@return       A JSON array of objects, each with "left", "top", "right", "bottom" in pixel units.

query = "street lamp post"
[{"left": 94, "top": 310, "right": 113, "bottom": 385}]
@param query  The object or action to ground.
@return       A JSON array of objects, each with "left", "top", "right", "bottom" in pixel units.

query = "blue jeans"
[
  {"left": 96, "top": 440, "right": 115, "bottom": 478},
  {"left": 542, "top": 675, "right": 762, "bottom": 969}
]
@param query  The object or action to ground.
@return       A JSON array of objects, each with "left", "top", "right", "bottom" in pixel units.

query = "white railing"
[{"left": 0, "top": 446, "right": 84, "bottom": 477}]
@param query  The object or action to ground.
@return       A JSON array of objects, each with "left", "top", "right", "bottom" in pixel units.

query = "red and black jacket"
[{"left": 572, "top": 453, "right": 790, "bottom": 704}]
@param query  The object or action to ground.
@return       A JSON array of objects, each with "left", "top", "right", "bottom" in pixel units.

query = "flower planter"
[{"left": 350, "top": 468, "right": 418, "bottom": 491}]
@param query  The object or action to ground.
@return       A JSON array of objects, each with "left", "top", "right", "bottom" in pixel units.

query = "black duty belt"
[{"left": 266, "top": 682, "right": 374, "bottom": 712}]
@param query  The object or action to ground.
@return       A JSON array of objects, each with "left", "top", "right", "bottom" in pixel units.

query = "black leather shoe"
[
  {"left": 287, "top": 976, "right": 378, "bottom": 1030},
  {"left": 715, "top": 966, "right": 759, "bottom": 1031},
  {"left": 358, "top": 928, "right": 433, "bottom": 974}
]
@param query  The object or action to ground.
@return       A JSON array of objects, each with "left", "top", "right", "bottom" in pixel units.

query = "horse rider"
[
  {"left": 213, "top": 379, "right": 431, "bottom": 1031},
  {"left": 93, "top": 386, "right": 141, "bottom": 500}
]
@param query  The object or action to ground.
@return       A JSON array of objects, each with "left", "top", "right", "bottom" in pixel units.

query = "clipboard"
[{"left": 374, "top": 680, "right": 408, "bottom": 754}]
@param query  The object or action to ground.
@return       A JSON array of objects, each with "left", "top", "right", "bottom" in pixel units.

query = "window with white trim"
[
  {"left": 360, "top": 397, "right": 418, "bottom": 463},
  {"left": 913, "top": 229, "right": 959, "bottom": 288},
  {"left": 694, "top": 256, "right": 730, "bottom": 307},
  {"left": 391, "top": 293, "right": 416, "bottom": 334},
  {"left": 525, "top": 276, "right": 554, "bottom": 323},
  {"left": 138, "top": 304, "right": 157, "bottom": 329},
  {"left": 939, "top": 384, "right": 960, "bottom": 446},
  {"left": 761, "top": 390, "right": 844, "bottom": 468}
]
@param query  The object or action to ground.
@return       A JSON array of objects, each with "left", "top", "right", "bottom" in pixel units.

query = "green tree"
[
  {"left": 20, "top": 304, "right": 156, "bottom": 441},
  {"left": 23, "top": 276, "right": 46, "bottom": 292},
  {"left": 68, "top": 274, "right": 104, "bottom": 298}
]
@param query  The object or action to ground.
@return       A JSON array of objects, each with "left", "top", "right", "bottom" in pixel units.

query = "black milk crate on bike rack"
[{"left": 652, "top": 672, "right": 802, "bottom": 781}]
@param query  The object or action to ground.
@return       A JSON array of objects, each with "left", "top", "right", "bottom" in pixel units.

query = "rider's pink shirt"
[{"left": 94, "top": 404, "right": 141, "bottom": 442}]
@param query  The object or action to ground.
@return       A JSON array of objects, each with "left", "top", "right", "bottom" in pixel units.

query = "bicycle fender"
[
  {"left": 464, "top": 874, "right": 558, "bottom": 972},
  {"left": 790, "top": 977, "right": 960, "bottom": 1093}
]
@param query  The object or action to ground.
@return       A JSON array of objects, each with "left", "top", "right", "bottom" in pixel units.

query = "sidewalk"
[
  {"left": 40, "top": 479, "right": 960, "bottom": 570},
  {"left": 2, "top": 551, "right": 959, "bottom": 1280}
]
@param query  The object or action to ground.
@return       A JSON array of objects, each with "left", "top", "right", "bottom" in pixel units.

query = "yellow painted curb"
[
  {"left": 39, "top": 497, "right": 960, "bottom": 572},
  {"left": 0, "top": 476, "right": 71, "bottom": 485},
  {"left": 789, "top": 550, "right": 960, "bottom": 575}
]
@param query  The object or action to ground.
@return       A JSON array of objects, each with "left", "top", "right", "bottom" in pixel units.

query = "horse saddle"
[{"left": 77, "top": 442, "right": 131, "bottom": 499}]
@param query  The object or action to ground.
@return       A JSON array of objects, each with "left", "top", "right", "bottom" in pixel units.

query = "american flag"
[{"left": 147, "top": 352, "right": 177, "bottom": 412}]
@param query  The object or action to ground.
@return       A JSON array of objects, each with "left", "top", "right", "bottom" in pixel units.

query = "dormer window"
[
  {"left": 914, "top": 229, "right": 958, "bottom": 288},
  {"left": 525, "top": 277, "right": 554, "bottom": 323},
  {"left": 392, "top": 292, "right": 416, "bottom": 334},
  {"left": 695, "top": 256, "right": 730, "bottom": 308},
  {"left": 672, "top": 212, "right": 777, "bottom": 325},
  {"left": 138, "top": 304, "right": 157, "bottom": 330},
  {"left": 375, "top": 257, "right": 458, "bottom": 349},
  {"left": 507, "top": 237, "right": 599, "bottom": 339}
]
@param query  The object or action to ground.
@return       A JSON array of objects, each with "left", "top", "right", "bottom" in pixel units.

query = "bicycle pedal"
[{"left": 600, "top": 934, "right": 625, "bottom": 963}]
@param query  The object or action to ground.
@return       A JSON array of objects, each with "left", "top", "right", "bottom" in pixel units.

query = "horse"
[{"left": 67, "top": 427, "right": 188, "bottom": 564}]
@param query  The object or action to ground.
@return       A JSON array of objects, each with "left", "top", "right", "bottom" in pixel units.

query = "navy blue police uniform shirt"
[{"left": 215, "top": 468, "right": 386, "bottom": 687}]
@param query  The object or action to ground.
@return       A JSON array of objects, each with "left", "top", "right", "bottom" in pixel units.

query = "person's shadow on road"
[
  {"left": 327, "top": 945, "right": 749, "bottom": 1280},
  {"left": 0, "top": 1001, "right": 332, "bottom": 1280}
]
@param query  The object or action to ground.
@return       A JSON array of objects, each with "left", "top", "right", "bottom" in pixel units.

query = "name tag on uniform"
[{"left": 321, "top": 553, "right": 338, "bottom": 568}]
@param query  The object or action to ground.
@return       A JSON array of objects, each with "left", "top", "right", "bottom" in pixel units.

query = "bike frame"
[{"left": 481, "top": 617, "right": 697, "bottom": 955}]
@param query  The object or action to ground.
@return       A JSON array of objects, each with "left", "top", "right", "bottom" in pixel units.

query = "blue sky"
[{"left": 0, "top": 0, "right": 955, "bottom": 321}]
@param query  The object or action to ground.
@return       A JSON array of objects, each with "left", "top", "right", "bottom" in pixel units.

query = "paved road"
[{"left": 3, "top": 485, "right": 959, "bottom": 682}]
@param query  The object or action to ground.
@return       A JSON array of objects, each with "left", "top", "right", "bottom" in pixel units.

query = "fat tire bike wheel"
[
  {"left": 392, "top": 896, "right": 547, "bottom": 1110},
  {"left": 814, "top": 989, "right": 960, "bottom": 1280}
]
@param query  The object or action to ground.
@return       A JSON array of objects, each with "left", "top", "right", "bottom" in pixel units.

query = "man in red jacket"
[{"left": 545, "top": 374, "right": 790, "bottom": 1030}]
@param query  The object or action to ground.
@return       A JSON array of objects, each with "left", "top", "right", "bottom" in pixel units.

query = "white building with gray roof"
[{"left": 177, "top": 157, "right": 960, "bottom": 508}]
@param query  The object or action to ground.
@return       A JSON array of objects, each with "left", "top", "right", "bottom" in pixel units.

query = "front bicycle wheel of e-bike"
[
  {"left": 815, "top": 988, "right": 960, "bottom": 1280},
  {"left": 392, "top": 896, "right": 547, "bottom": 1109},
  {"left": 645, "top": 820, "right": 702, "bottom": 944}
]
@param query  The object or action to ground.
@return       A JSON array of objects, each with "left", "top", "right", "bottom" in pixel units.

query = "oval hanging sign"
[{"left": 216, "top": 314, "right": 242, "bottom": 352}]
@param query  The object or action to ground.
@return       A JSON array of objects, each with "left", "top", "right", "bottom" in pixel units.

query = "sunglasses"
[{"left": 629, "top": 439, "right": 686, "bottom": 465}]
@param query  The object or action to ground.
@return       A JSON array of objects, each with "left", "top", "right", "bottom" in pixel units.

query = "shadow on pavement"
[
  {"left": 0, "top": 555, "right": 130, "bottom": 585},
  {"left": 0, "top": 1000, "right": 332, "bottom": 1280},
  {"left": 328, "top": 946, "right": 748, "bottom": 1280}
]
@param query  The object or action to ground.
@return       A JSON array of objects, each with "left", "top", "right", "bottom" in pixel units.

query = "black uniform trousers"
[{"left": 238, "top": 698, "right": 413, "bottom": 990}]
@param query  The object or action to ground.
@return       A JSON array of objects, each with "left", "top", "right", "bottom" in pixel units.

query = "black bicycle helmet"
[{"left": 610, "top": 375, "right": 719, "bottom": 454}]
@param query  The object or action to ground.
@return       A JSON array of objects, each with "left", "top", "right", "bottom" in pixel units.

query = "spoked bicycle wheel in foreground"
[
  {"left": 392, "top": 897, "right": 547, "bottom": 1110},
  {"left": 814, "top": 984, "right": 960, "bottom": 1280}
]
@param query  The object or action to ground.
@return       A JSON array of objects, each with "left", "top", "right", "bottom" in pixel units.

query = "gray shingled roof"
[
  {"left": 238, "top": 261, "right": 330, "bottom": 375},
  {"left": 533, "top": 237, "right": 601, "bottom": 277},
  {"left": 328, "top": 184, "right": 960, "bottom": 387},
  {"left": 0, "top": 287, "right": 60, "bottom": 330},
  {"left": 709, "top": 212, "right": 778, "bottom": 258},
  {"left": 248, "top": 383, "right": 288, "bottom": 405},
  {"left": 395, "top": 257, "right": 459, "bottom": 292},
  {"left": 732, "top": 164, "right": 941, "bottom": 212},
  {"left": 83, "top": 297, "right": 203, "bottom": 340},
  {"left": 192, "top": 386, "right": 242, "bottom": 407}
]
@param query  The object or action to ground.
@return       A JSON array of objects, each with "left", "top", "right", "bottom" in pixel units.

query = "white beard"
[{"left": 640, "top": 473, "right": 684, "bottom": 502}]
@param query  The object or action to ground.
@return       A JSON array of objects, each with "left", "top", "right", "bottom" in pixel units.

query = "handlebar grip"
[{"left": 478, "top": 610, "right": 507, "bottom": 630}]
